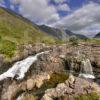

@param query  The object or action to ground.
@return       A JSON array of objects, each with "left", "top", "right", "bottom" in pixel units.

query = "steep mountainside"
[
  {"left": 0, "top": 7, "right": 57, "bottom": 57},
  {"left": 0, "top": 7, "right": 87, "bottom": 44},
  {"left": 38, "top": 25, "right": 67, "bottom": 40},
  {"left": 0, "top": 7, "right": 56, "bottom": 44},
  {"left": 39, "top": 25, "right": 87, "bottom": 39},
  {"left": 0, "top": 7, "right": 87, "bottom": 58},
  {"left": 94, "top": 32, "right": 100, "bottom": 38}
]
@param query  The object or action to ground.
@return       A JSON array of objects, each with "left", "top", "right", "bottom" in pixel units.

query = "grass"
[
  {"left": 0, "top": 7, "right": 59, "bottom": 58},
  {"left": 0, "top": 7, "right": 100, "bottom": 58},
  {"left": 0, "top": 7, "right": 58, "bottom": 45},
  {"left": 82, "top": 38, "right": 100, "bottom": 43},
  {"left": 75, "top": 92, "right": 100, "bottom": 100},
  {"left": 39, "top": 72, "right": 69, "bottom": 91},
  {"left": 0, "top": 37, "right": 16, "bottom": 58}
]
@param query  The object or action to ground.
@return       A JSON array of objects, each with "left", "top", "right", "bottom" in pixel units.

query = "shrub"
[
  {"left": 69, "top": 36, "right": 79, "bottom": 46},
  {"left": 0, "top": 40, "right": 16, "bottom": 58}
]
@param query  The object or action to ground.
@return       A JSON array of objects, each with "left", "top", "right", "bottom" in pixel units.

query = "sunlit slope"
[
  {"left": 0, "top": 7, "right": 56, "bottom": 44},
  {"left": 0, "top": 7, "right": 56, "bottom": 57}
]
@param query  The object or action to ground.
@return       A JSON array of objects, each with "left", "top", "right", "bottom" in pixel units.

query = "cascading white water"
[
  {"left": 79, "top": 59, "right": 95, "bottom": 79},
  {"left": 0, "top": 51, "right": 49, "bottom": 81}
]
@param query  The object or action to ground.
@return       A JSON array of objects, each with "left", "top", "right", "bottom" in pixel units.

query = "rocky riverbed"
[{"left": 0, "top": 42, "right": 100, "bottom": 100}]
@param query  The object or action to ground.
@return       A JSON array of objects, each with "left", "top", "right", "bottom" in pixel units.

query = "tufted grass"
[{"left": 75, "top": 92, "right": 100, "bottom": 100}]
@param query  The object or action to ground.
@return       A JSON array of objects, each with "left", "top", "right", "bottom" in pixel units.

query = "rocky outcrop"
[
  {"left": 0, "top": 42, "right": 100, "bottom": 100},
  {"left": 42, "top": 75, "right": 100, "bottom": 100},
  {"left": 1, "top": 72, "right": 50, "bottom": 100},
  {"left": 16, "top": 93, "right": 36, "bottom": 100},
  {"left": 0, "top": 42, "right": 100, "bottom": 74}
]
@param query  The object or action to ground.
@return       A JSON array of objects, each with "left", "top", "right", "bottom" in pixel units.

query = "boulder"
[
  {"left": 27, "top": 79, "right": 35, "bottom": 90},
  {"left": 41, "top": 76, "right": 100, "bottom": 100}
]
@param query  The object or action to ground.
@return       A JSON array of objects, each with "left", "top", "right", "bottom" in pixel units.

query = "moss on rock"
[
  {"left": 75, "top": 92, "right": 100, "bottom": 100},
  {"left": 41, "top": 72, "right": 69, "bottom": 89}
]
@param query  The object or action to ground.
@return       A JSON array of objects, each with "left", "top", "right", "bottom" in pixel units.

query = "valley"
[{"left": 0, "top": 6, "right": 100, "bottom": 100}]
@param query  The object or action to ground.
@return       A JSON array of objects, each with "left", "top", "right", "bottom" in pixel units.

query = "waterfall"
[
  {"left": 0, "top": 51, "right": 49, "bottom": 81},
  {"left": 70, "top": 61, "right": 74, "bottom": 73},
  {"left": 79, "top": 59, "right": 95, "bottom": 79}
]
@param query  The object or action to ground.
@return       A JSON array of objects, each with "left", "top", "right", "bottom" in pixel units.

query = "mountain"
[
  {"left": 65, "top": 30, "right": 87, "bottom": 39},
  {"left": 94, "top": 32, "right": 100, "bottom": 38},
  {"left": 0, "top": 7, "right": 88, "bottom": 58},
  {"left": 0, "top": 7, "right": 57, "bottom": 57},
  {"left": 38, "top": 25, "right": 68, "bottom": 40},
  {"left": 0, "top": 7, "right": 87, "bottom": 43},
  {"left": 0, "top": 7, "right": 56, "bottom": 44},
  {"left": 39, "top": 25, "right": 87, "bottom": 39}
]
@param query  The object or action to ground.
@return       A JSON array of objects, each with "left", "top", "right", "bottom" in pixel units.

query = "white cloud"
[
  {"left": 0, "top": 0, "right": 6, "bottom": 7},
  {"left": 10, "top": 5, "right": 15, "bottom": 10},
  {"left": 53, "top": 2, "right": 100, "bottom": 36},
  {"left": 10, "top": 0, "right": 60, "bottom": 25},
  {"left": 57, "top": 4, "right": 70, "bottom": 11}
]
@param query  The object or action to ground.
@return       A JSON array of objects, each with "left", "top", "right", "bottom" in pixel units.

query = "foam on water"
[
  {"left": 79, "top": 73, "right": 95, "bottom": 79},
  {"left": 79, "top": 59, "right": 95, "bottom": 79},
  {"left": 0, "top": 51, "right": 49, "bottom": 81}
]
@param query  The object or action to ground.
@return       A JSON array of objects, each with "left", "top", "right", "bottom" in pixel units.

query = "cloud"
[
  {"left": 10, "top": 0, "right": 60, "bottom": 25},
  {"left": 53, "top": 0, "right": 66, "bottom": 4},
  {"left": 57, "top": 4, "right": 70, "bottom": 11},
  {"left": 10, "top": 0, "right": 20, "bottom": 4},
  {"left": 0, "top": 0, "right": 5, "bottom": 6},
  {"left": 1, "top": 0, "right": 99, "bottom": 37},
  {"left": 75, "top": 24, "right": 100, "bottom": 37},
  {"left": 10, "top": 4, "right": 15, "bottom": 10},
  {"left": 0, "top": 0, "right": 3, "bottom": 3},
  {"left": 53, "top": 2, "right": 100, "bottom": 36}
]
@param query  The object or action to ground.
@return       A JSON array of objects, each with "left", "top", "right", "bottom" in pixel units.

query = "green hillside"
[{"left": 0, "top": 7, "right": 56, "bottom": 57}]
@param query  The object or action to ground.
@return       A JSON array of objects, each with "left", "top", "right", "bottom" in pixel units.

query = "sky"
[{"left": 0, "top": 0, "right": 100, "bottom": 37}]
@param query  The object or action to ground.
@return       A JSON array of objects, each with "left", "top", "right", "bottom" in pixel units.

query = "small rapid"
[
  {"left": 79, "top": 59, "right": 95, "bottom": 79},
  {"left": 0, "top": 51, "right": 49, "bottom": 81}
]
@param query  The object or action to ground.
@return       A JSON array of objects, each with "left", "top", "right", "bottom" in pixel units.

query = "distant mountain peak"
[{"left": 94, "top": 32, "right": 100, "bottom": 38}]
